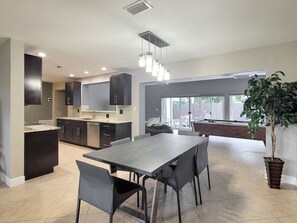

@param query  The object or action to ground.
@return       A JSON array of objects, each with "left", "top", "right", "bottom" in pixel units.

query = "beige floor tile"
[
  {"left": 8, "top": 199, "right": 58, "bottom": 221},
  {"left": 5, "top": 220, "right": 46, "bottom": 223},
  {"left": 84, "top": 212, "right": 125, "bottom": 223},
  {"left": 0, "top": 200, "right": 26, "bottom": 222},
  {"left": 244, "top": 218, "right": 282, "bottom": 223},
  {"left": 160, "top": 204, "right": 203, "bottom": 223},
  {"left": 278, "top": 215, "right": 297, "bottom": 223},
  {"left": 223, "top": 198, "right": 272, "bottom": 221},
  {"left": 195, "top": 201, "right": 241, "bottom": 223},
  {"left": 45, "top": 215, "right": 86, "bottom": 223}
]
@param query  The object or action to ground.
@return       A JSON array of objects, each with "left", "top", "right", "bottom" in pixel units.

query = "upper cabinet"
[
  {"left": 110, "top": 73, "right": 131, "bottom": 105},
  {"left": 65, "top": 81, "right": 81, "bottom": 106},
  {"left": 24, "top": 54, "right": 42, "bottom": 105}
]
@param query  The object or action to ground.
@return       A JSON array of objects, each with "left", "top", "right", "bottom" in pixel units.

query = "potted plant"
[{"left": 241, "top": 71, "right": 297, "bottom": 189}]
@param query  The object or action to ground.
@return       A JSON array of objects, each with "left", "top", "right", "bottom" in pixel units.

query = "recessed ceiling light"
[
  {"left": 38, "top": 52, "right": 47, "bottom": 57},
  {"left": 84, "top": 71, "right": 89, "bottom": 74},
  {"left": 101, "top": 67, "right": 107, "bottom": 71},
  {"left": 69, "top": 74, "right": 75, "bottom": 77}
]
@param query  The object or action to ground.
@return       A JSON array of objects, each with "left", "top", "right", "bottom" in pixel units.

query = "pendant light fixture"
[{"left": 138, "top": 31, "right": 170, "bottom": 80}]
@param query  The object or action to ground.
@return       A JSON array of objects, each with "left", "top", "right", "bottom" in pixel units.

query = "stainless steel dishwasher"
[{"left": 87, "top": 122, "right": 100, "bottom": 148}]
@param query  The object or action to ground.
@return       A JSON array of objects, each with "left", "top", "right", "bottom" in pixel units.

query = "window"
[
  {"left": 229, "top": 95, "right": 248, "bottom": 121},
  {"left": 161, "top": 96, "right": 225, "bottom": 129}
]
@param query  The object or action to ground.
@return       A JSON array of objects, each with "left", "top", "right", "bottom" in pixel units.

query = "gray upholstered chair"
[
  {"left": 75, "top": 160, "right": 147, "bottom": 223},
  {"left": 110, "top": 137, "right": 141, "bottom": 207},
  {"left": 134, "top": 133, "right": 151, "bottom": 141},
  {"left": 178, "top": 130, "right": 211, "bottom": 204},
  {"left": 195, "top": 137, "right": 210, "bottom": 204},
  {"left": 143, "top": 148, "right": 198, "bottom": 223}
]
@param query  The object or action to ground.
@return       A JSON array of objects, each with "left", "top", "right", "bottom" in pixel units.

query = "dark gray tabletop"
[{"left": 83, "top": 133, "right": 207, "bottom": 177}]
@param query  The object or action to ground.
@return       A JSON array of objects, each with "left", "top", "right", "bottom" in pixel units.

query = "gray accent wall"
[
  {"left": 145, "top": 78, "right": 251, "bottom": 120},
  {"left": 25, "top": 82, "right": 53, "bottom": 123}
]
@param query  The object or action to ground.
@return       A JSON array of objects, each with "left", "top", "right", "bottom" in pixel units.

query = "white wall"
[
  {"left": 0, "top": 38, "right": 25, "bottom": 187},
  {"left": 127, "top": 40, "right": 297, "bottom": 137}
]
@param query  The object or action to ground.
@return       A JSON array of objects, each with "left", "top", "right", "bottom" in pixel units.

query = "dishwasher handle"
[{"left": 87, "top": 122, "right": 99, "bottom": 126}]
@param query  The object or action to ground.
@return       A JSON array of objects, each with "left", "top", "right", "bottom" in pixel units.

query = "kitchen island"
[
  {"left": 25, "top": 125, "right": 59, "bottom": 180},
  {"left": 192, "top": 119, "right": 266, "bottom": 144}
]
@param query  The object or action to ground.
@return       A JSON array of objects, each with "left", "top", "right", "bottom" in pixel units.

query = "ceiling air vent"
[{"left": 124, "top": 0, "right": 153, "bottom": 15}]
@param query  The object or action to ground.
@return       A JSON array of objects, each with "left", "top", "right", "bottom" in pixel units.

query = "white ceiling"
[{"left": 0, "top": 0, "right": 296, "bottom": 82}]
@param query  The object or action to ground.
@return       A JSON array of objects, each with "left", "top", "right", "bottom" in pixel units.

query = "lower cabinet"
[
  {"left": 57, "top": 119, "right": 87, "bottom": 146},
  {"left": 57, "top": 119, "right": 131, "bottom": 149},
  {"left": 100, "top": 122, "right": 131, "bottom": 148},
  {"left": 25, "top": 130, "right": 58, "bottom": 180}
]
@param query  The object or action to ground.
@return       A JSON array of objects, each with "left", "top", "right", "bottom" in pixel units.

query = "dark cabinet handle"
[
  {"left": 76, "top": 127, "right": 80, "bottom": 136},
  {"left": 61, "top": 126, "right": 65, "bottom": 133},
  {"left": 67, "top": 98, "right": 70, "bottom": 104},
  {"left": 103, "top": 125, "right": 111, "bottom": 128},
  {"left": 103, "top": 133, "right": 111, "bottom": 137}
]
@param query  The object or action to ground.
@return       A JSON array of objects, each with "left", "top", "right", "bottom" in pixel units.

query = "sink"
[{"left": 79, "top": 117, "right": 94, "bottom": 121}]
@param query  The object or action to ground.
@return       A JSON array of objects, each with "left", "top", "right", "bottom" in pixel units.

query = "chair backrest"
[
  {"left": 178, "top": 130, "right": 200, "bottom": 136},
  {"left": 196, "top": 138, "right": 209, "bottom": 175},
  {"left": 173, "top": 147, "right": 196, "bottom": 190},
  {"left": 134, "top": 133, "right": 151, "bottom": 141},
  {"left": 76, "top": 160, "right": 114, "bottom": 214},
  {"left": 110, "top": 137, "right": 130, "bottom": 147}
]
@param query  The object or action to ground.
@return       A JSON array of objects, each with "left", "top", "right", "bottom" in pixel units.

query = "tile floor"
[{"left": 1, "top": 136, "right": 297, "bottom": 223}]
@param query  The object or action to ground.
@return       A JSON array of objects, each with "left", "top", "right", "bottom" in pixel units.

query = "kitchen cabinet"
[
  {"left": 100, "top": 122, "right": 131, "bottom": 148},
  {"left": 25, "top": 129, "right": 58, "bottom": 180},
  {"left": 110, "top": 73, "right": 131, "bottom": 105},
  {"left": 24, "top": 54, "right": 42, "bottom": 105},
  {"left": 65, "top": 81, "right": 81, "bottom": 106},
  {"left": 57, "top": 119, "right": 87, "bottom": 146}
]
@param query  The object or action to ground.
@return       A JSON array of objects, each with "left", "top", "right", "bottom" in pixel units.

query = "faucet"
[{"left": 92, "top": 110, "right": 96, "bottom": 119}]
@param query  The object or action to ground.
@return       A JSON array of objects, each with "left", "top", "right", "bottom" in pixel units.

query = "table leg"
[{"left": 150, "top": 174, "right": 161, "bottom": 223}]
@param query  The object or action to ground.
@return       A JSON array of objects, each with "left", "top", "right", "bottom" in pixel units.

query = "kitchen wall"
[
  {"left": 25, "top": 82, "right": 53, "bottom": 123},
  {"left": 0, "top": 38, "right": 24, "bottom": 187},
  {"left": 145, "top": 77, "right": 254, "bottom": 120}
]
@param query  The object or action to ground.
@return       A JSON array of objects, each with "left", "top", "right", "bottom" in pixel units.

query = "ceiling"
[{"left": 0, "top": 0, "right": 296, "bottom": 82}]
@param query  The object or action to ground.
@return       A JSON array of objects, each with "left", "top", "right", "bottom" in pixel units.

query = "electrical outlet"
[
  {"left": 120, "top": 109, "right": 123, "bottom": 114},
  {"left": 106, "top": 114, "right": 109, "bottom": 118}
]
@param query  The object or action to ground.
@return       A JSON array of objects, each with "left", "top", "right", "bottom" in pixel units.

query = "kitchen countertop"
[
  {"left": 57, "top": 117, "right": 132, "bottom": 124},
  {"left": 24, "top": 125, "right": 60, "bottom": 133}
]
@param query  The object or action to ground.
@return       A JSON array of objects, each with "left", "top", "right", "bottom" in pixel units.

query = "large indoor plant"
[{"left": 241, "top": 71, "right": 297, "bottom": 189}]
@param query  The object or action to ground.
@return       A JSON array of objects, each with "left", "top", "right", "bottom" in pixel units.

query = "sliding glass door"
[{"left": 162, "top": 96, "right": 225, "bottom": 129}]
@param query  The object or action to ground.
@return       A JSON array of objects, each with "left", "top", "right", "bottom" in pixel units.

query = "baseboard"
[
  {"left": 0, "top": 171, "right": 25, "bottom": 187},
  {"left": 281, "top": 175, "right": 297, "bottom": 186}
]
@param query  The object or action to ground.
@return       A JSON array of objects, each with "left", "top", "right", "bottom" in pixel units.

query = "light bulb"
[
  {"left": 159, "top": 64, "right": 165, "bottom": 76},
  {"left": 152, "top": 60, "right": 159, "bottom": 77},
  {"left": 164, "top": 69, "right": 170, "bottom": 80},
  {"left": 145, "top": 52, "right": 153, "bottom": 73},
  {"left": 138, "top": 53, "right": 145, "bottom": 67},
  {"left": 157, "top": 73, "right": 164, "bottom": 81}
]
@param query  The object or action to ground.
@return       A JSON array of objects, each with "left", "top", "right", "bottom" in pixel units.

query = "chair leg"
[
  {"left": 207, "top": 165, "right": 211, "bottom": 190},
  {"left": 109, "top": 214, "right": 113, "bottom": 223},
  {"left": 137, "top": 174, "right": 140, "bottom": 207},
  {"left": 164, "top": 184, "right": 167, "bottom": 194},
  {"left": 142, "top": 176, "right": 148, "bottom": 210},
  {"left": 129, "top": 172, "right": 132, "bottom": 181},
  {"left": 196, "top": 175, "right": 202, "bottom": 205},
  {"left": 133, "top": 172, "right": 136, "bottom": 181},
  {"left": 176, "top": 190, "right": 182, "bottom": 223},
  {"left": 75, "top": 198, "right": 81, "bottom": 223},
  {"left": 192, "top": 177, "right": 198, "bottom": 206},
  {"left": 142, "top": 188, "right": 148, "bottom": 223}
]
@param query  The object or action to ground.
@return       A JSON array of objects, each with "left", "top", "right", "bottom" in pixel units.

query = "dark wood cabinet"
[
  {"left": 24, "top": 54, "right": 42, "bottom": 105},
  {"left": 65, "top": 81, "right": 81, "bottom": 106},
  {"left": 110, "top": 73, "right": 131, "bottom": 105},
  {"left": 57, "top": 119, "right": 87, "bottom": 146},
  {"left": 100, "top": 122, "right": 131, "bottom": 148},
  {"left": 25, "top": 130, "right": 58, "bottom": 180}
]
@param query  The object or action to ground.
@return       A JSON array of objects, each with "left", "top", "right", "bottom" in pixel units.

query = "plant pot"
[{"left": 264, "top": 157, "right": 284, "bottom": 189}]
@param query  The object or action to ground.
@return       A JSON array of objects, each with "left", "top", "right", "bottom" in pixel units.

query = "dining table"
[{"left": 83, "top": 133, "right": 208, "bottom": 223}]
